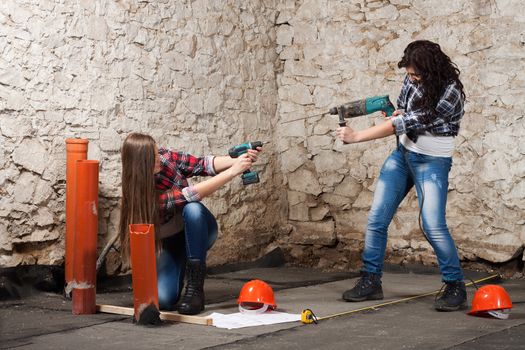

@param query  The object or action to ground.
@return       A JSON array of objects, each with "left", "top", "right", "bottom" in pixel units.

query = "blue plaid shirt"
[{"left": 391, "top": 75, "right": 464, "bottom": 141}]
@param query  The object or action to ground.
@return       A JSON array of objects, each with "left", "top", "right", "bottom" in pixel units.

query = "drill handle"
[
  {"left": 329, "top": 105, "right": 350, "bottom": 125},
  {"left": 338, "top": 108, "right": 349, "bottom": 145},
  {"left": 338, "top": 107, "right": 347, "bottom": 127}
]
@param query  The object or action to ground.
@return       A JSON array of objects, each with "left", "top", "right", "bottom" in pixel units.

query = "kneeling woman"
[{"left": 119, "top": 133, "right": 261, "bottom": 315}]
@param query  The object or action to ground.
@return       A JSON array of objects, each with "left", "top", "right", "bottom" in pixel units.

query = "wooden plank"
[
  {"left": 97, "top": 304, "right": 134, "bottom": 316},
  {"left": 96, "top": 304, "right": 213, "bottom": 326}
]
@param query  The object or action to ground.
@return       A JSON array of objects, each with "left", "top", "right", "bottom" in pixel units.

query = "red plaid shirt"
[{"left": 155, "top": 147, "right": 216, "bottom": 224}]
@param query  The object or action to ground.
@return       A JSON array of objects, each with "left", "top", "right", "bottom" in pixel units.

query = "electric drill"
[
  {"left": 280, "top": 95, "right": 396, "bottom": 127},
  {"left": 228, "top": 141, "right": 263, "bottom": 185},
  {"left": 329, "top": 95, "right": 396, "bottom": 127}
]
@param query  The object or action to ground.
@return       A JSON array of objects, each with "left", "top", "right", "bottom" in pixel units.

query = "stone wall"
[
  {"left": 1, "top": 0, "right": 524, "bottom": 274},
  {"left": 275, "top": 0, "right": 525, "bottom": 271},
  {"left": 0, "top": 0, "right": 285, "bottom": 272}
]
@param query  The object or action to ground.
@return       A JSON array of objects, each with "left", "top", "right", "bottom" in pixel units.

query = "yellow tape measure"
[{"left": 301, "top": 309, "right": 317, "bottom": 324}]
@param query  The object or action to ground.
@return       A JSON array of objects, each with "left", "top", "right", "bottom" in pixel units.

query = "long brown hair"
[{"left": 119, "top": 133, "right": 159, "bottom": 266}]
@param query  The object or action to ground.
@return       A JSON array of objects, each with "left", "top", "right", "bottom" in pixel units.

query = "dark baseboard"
[{"left": 0, "top": 265, "right": 65, "bottom": 300}]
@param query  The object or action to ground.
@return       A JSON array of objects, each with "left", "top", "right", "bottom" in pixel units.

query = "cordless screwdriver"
[{"left": 228, "top": 141, "right": 264, "bottom": 185}]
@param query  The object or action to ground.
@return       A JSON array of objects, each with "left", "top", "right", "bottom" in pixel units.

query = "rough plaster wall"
[
  {"left": 0, "top": 0, "right": 285, "bottom": 271},
  {"left": 275, "top": 0, "right": 525, "bottom": 271}
]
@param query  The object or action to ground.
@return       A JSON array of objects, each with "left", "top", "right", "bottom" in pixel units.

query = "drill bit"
[{"left": 280, "top": 112, "right": 327, "bottom": 124}]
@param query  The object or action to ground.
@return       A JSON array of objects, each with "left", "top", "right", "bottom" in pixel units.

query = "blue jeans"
[
  {"left": 362, "top": 144, "right": 464, "bottom": 282},
  {"left": 157, "top": 202, "right": 218, "bottom": 310}
]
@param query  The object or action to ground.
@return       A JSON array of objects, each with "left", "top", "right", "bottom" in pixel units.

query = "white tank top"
[{"left": 400, "top": 133, "right": 455, "bottom": 158}]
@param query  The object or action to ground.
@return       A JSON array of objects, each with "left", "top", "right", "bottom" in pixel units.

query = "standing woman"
[
  {"left": 336, "top": 40, "right": 467, "bottom": 311},
  {"left": 119, "top": 133, "right": 261, "bottom": 315}
]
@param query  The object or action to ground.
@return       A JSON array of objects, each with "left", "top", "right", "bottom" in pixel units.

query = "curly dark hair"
[{"left": 398, "top": 40, "right": 465, "bottom": 114}]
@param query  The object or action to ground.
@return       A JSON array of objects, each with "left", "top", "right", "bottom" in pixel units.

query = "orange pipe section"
[
  {"left": 129, "top": 224, "right": 159, "bottom": 321},
  {"left": 65, "top": 138, "right": 89, "bottom": 288},
  {"left": 72, "top": 160, "right": 99, "bottom": 315}
]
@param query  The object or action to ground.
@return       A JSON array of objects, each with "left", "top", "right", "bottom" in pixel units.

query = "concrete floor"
[{"left": 1, "top": 266, "right": 524, "bottom": 350}]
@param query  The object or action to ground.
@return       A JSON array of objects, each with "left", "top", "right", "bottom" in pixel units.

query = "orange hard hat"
[
  {"left": 237, "top": 279, "right": 276, "bottom": 313},
  {"left": 468, "top": 284, "right": 512, "bottom": 318}
]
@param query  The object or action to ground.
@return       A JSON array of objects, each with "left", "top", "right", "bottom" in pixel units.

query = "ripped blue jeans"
[
  {"left": 157, "top": 202, "right": 218, "bottom": 310},
  {"left": 362, "top": 144, "right": 464, "bottom": 282}
]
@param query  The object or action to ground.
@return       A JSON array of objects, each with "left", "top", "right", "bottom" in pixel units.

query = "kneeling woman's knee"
[
  {"left": 158, "top": 287, "right": 176, "bottom": 310},
  {"left": 157, "top": 276, "right": 182, "bottom": 310},
  {"left": 182, "top": 202, "right": 207, "bottom": 220},
  {"left": 182, "top": 202, "right": 218, "bottom": 244}
]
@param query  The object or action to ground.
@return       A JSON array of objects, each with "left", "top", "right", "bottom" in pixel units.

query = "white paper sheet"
[{"left": 210, "top": 311, "right": 301, "bottom": 329}]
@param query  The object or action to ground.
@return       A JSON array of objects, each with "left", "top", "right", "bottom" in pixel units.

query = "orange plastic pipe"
[
  {"left": 72, "top": 160, "right": 99, "bottom": 315},
  {"left": 65, "top": 138, "right": 89, "bottom": 289},
  {"left": 129, "top": 224, "right": 159, "bottom": 321}
]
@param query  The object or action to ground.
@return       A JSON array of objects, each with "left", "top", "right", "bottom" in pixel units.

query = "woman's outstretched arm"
[
  {"left": 336, "top": 119, "right": 395, "bottom": 144},
  {"left": 192, "top": 154, "right": 253, "bottom": 198}
]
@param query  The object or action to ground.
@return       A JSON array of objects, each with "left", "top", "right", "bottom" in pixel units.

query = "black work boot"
[
  {"left": 177, "top": 259, "right": 206, "bottom": 315},
  {"left": 434, "top": 281, "right": 467, "bottom": 311},
  {"left": 342, "top": 272, "right": 383, "bottom": 302}
]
